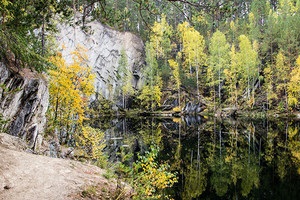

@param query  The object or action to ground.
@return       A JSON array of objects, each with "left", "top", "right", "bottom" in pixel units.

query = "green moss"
[
  {"left": 0, "top": 114, "right": 8, "bottom": 132},
  {"left": 81, "top": 185, "right": 97, "bottom": 198}
]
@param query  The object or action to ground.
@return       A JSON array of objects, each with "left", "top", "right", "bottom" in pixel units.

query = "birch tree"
[
  {"left": 237, "top": 35, "right": 259, "bottom": 107},
  {"left": 208, "top": 30, "right": 230, "bottom": 107},
  {"left": 177, "top": 22, "right": 206, "bottom": 99}
]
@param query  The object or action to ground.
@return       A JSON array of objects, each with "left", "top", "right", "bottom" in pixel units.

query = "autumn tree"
[
  {"left": 274, "top": 51, "right": 290, "bottom": 109},
  {"left": 207, "top": 30, "right": 230, "bottom": 108},
  {"left": 177, "top": 21, "right": 207, "bottom": 99},
  {"left": 224, "top": 45, "right": 239, "bottom": 107},
  {"left": 263, "top": 64, "right": 277, "bottom": 110},
  {"left": 132, "top": 146, "right": 178, "bottom": 199},
  {"left": 48, "top": 46, "right": 95, "bottom": 143},
  {"left": 75, "top": 126, "right": 106, "bottom": 167},
  {"left": 237, "top": 35, "right": 259, "bottom": 107},
  {"left": 288, "top": 55, "right": 300, "bottom": 109},
  {"left": 149, "top": 14, "right": 173, "bottom": 85},
  {"left": 168, "top": 59, "right": 181, "bottom": 108}
]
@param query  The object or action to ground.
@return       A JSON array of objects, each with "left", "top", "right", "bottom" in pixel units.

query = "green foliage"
[
  {"left": 139, "top": 42, "right": 163, "bottom": 111},
  {"left": 224, "top": 45, "right": 239, "bottom": 107},
  {"left": 177, "top": 22, "right": 207, "bottom": 75},
  {"left": 0, "top": 113, "right": 8, "bottom": 132},
  {"left": 264, "top": 64, "right": 277, "bottom": 109},
  {"left": 117, "top": 48, "right": 134, "bottom": 109},
  {"left": 182, "top": 163, "right": 208, "bottom": 199},
  {"left": 168, "top": 59, "right": 181, "bottom": 107},
  {"left": 0, "top": 0, "right": 64, "bottom": 71},
  {"left": 3, "top": 0, "right": 300, "bottom": 115},
  {"left": 176, "top": 21, "right": 207, "bottom": 99},
  {"left": 0, "top": 29, "right": 48, "bottom": 72},
  {"left": 237, "top": 35, "right": 259, "bottom": 100}
]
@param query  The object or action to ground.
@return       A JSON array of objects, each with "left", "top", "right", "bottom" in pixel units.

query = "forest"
[
  {"left": 2, "top": 0, "right": 300, "bottom": 117},
  {"left": 1, "top": 0, "right": 300, "bottom": 199}
]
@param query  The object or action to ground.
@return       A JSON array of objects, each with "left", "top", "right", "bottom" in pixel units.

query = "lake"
[{"left": 93, "top": 116, "right": 300, "bottom": 199}]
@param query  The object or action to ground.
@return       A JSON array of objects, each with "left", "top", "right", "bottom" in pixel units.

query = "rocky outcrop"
[
  {"left": 0, "top": 63, "right": 49, "bottom": 150},
  {"left": 56, "top": 15, "right": 145, "bottom": 100},
  {"left": 182, "top": 101, "right": 206, "bottom": 115}
]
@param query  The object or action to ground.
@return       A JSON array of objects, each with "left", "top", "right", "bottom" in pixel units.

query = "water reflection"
[{"left": 92, "top": 116, "right": 300, "bottom": 199}]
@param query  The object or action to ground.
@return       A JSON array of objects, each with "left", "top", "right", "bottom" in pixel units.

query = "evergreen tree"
[
  {"left": 168, "top": 59, "right": 181, "bottom": 107},
  {"left": 138, "top": 42, "right": 162, "bottom": 111},
  {"left": 117, "top": 48, "right": 134, "bottom": 109}
]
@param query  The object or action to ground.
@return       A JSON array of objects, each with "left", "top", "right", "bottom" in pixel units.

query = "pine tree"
[
  {"left": 117, "top": 48, "right": 134, "bottom": 109},
  {"left": 168, "top": 59, "right": 181, "bottom": 107},
  {"left": 138, "top": 42, "right": 162, "bottom": 111}
]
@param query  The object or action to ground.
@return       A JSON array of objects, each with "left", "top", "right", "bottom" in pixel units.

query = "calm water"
[{"left": 93, "top": 116, "right": 300, "bottom": 199}]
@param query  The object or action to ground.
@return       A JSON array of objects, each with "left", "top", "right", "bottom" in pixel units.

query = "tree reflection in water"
[{"left": 93, "top": 116, "right": 300, "bottom": 199}]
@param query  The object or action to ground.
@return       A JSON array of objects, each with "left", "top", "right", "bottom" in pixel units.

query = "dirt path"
[{"left": 0, "top": 133, "right": 128, "bottom": 200}]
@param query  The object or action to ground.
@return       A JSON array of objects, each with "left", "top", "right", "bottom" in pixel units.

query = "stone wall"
[
  {"left": 56, "top": 15, "right": 145, "bottom": 100},
  {"left": 0, "top": 63, "right": 49, "bottom": 150}
]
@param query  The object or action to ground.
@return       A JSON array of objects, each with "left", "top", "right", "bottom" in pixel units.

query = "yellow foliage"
[
  {"left": 172, "top": 106, "right": 181, "bottom": 113},
  {"left": 138, "top": 84, "right": 162, "bottom": 110},
  {"left": 48, "top": 46, "right": 95, "bottom": 133},
  {"left": 224, "top": 45, "right": 239, "bottom": 106},
  {"left": 177, "top": 22, "right": 207, "bottom": 71},
  {"left": 288, "top": 55, "right": 300, "bottom": 107},
  {"left": 168, "top": 59, "right": 181, "bottom": 90},
  {"left": 75, "top": 126, "right": 106, "bottom": 166},
  {"left": 133, "top": 146, "right": 178, "bottom": 199},
  {"left": 230, "top": 21, "right": 235, "bottom": 31},
  {"left": 149, "top": 14, "right": 172, "bottom": 58},
  {"left": 172, "top": 117, "right": 181, "bottom": 123}
]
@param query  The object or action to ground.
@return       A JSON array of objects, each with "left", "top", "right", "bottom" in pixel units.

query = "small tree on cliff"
[{"left": 117, "top": 48, "right": 134, "bottom": 109}]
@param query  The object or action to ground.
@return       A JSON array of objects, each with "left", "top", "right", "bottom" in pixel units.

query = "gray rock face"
[
  {"left": 56, "top": 16, "right": 145, "bottom": 99},
  {"left": 0, "top": 63, "right": 49, "bottom": 150}
]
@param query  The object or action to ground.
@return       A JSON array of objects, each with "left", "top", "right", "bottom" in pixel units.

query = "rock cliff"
[
  {"left": 56, "top": 15, "right": 145, "bottom": 100},
  {"left": 0, "top": 63, "right": 49, "bottom": 150}
]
